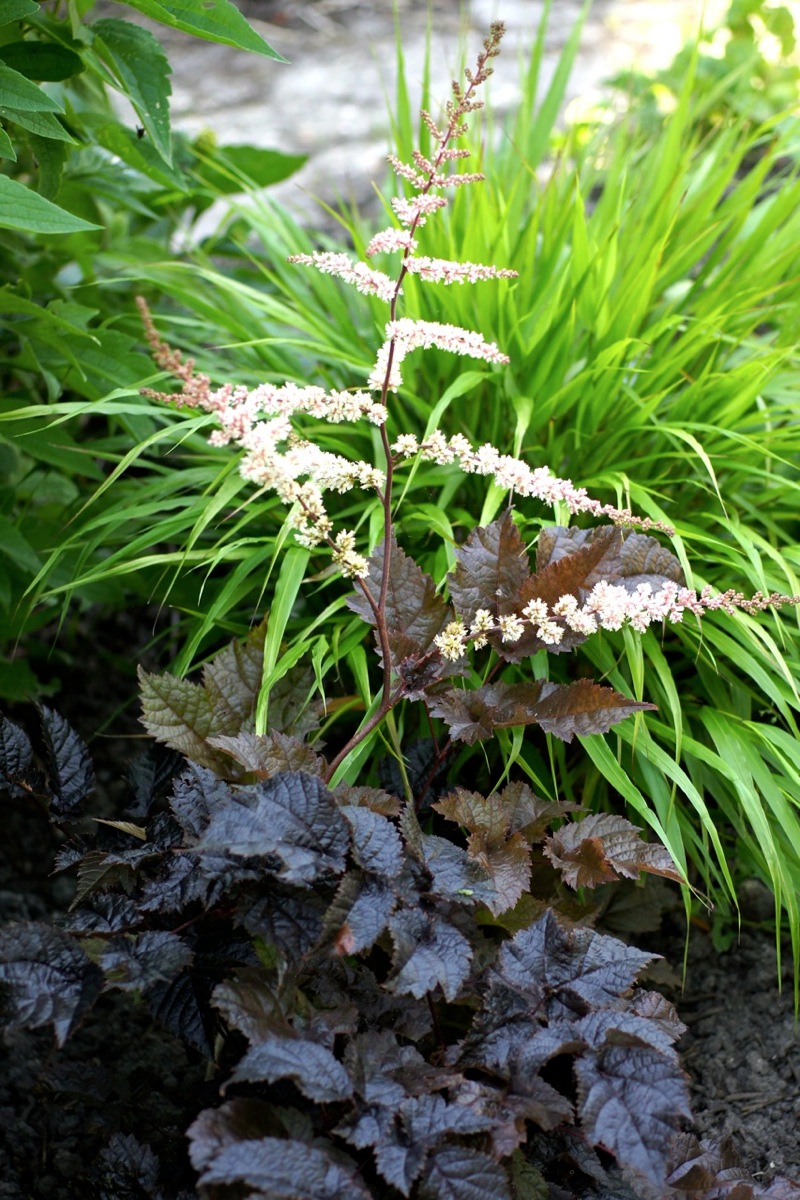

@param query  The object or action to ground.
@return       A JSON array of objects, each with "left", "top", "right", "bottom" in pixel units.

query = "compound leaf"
[
  {"left": 575, "top": 1043, "right": 691, "bottom": 1184},
  {"left": 388, "top": 909, "right": 472, "bottom": 1001},
  {"left": 0, "top": 920, "right": 102, "bottom": 1046},
  {"left": 544, "top": 813, "right": 684, "bottom": 888},
  {"left": 196, "top": 771, "right": 349, "bottom": 885},
  {"left": 40, "top": 706, "right": 94, "bottom": 817},
  {"left": 228, "top": 1035, "right": 353, "bottom": 1102},
  {"left": 196, "top": 1136, "right": 370, "bottom": 1197},
  {"left": 420, "top": 1145, "right": 511, "bottom": 1200}
]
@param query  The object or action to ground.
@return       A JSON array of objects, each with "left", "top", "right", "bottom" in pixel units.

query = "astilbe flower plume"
[{"left": 137, "top": 18, "right": 799, "bottom": 642}]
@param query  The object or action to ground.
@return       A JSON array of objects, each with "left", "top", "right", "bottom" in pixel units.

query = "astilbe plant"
[
  {"left": 3, "top": 22, "right": 800, "bottom": 1200},
  {"left": 136, "top": 22, "right": 797, "bottom": 791}
]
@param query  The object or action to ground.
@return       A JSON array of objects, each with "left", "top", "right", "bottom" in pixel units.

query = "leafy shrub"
[
  {"left": 3, "top": 642, "right": 799, "bottom": 1197},
  {"left": 0, "top": 675, "right": 702, "bottom": 1197},
  {"left": 0, "top": 0, "right": 300, "bottom": 698}
]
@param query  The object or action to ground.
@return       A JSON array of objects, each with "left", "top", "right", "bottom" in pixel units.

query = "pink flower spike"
[
  {"left": 386, "top": 317, "right": 510, "bottom": 365},
  {"left": 365, "top": 228, "right": 418, "bottom": 257},
  {"left": 287, "top": 252, "right": 397, "bottom": 303},
  {"left": 391, "top": 195, "right": 448, "bottom": 227},
  {"left": 406, "top": 257, "right": 518, "bottom": 285}
]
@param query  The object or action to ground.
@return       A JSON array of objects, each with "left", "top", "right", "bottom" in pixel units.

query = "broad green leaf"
[
  {"left": 0, "top": 175, "right": 100, "bottom": 233},
  {"left": 194, "top": 144, "right": 306, "bottom": 193},
  {"left": 118, "top": 0, "right": 286, "bottom": 61},
  {"left": 0, "top": 515, "right": 39, "bottom": 573},
  {"left": 0, "top": 106, "right": 73, "bottom": 141},
  {"left": 0, "top": 126, "right": 15, "bottom": 160},
  {"left": 80, "top": 113, "right": 186, "bottom": 189},
  {"left": 0, "top": 64, "right": 62, "bottom": 112},
  {"left": 91, "top": 19, "right": 172, "bottom": 165},
  {"left": 0, "top": 42, "right": 84, "bottom": 82},
  {"left": 0, "top": 1, "right": 40, "bottom": 24},
  {"left": 28, "top": 133, "right": 67, "bottom": 200}
]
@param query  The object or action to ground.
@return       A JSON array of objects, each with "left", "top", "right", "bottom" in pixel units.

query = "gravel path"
[{"left": 154, "top": 0, "right": 728, "bottom": 222}]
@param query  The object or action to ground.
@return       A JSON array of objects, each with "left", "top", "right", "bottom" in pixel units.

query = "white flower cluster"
[
  {"left": 391, "top": 432, "right": 674, "bottom": 534},
  {"left": 287, "top": 252, "right": 397, "bottom": 303},
  {"left": 433, "top": 578, "right": 798, "bottom": 662},
  {"left": 369, "top": 319, "right": 511, "bottom": 393}
]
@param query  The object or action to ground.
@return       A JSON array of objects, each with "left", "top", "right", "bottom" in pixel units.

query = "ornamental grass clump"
[{"left": 138, "top": 21, "right": 798, "bottom": 789}]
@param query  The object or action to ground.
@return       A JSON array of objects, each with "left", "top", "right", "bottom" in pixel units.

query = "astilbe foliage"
[
  {"left": 0, "top": 697, "right": 685, "bottom": 1197},
  {"left": 3, "top": 643, "right": 799, "bottom": 1197}
]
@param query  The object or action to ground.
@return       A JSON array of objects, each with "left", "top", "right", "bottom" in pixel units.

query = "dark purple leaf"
[
  {"left": 90, "top": 1132, "right": 161, "bottom": 1194},
  {"left": 126, "top": 743, "right": 183, "bottom": 818},
  {"left": 0, "top": 920, "right": 102, "bottom": 1046},
  {"left": 188, "top": 1098, "right": 275, "bottom": 1173},
  {"left": 419, "top": 1145, "right": 512, "bottom": 1200},
  {"left": 148, "top": 968, "right": 217, "bottom": 1057},
  {"left": 448, "top": 510, "right": 531, "bottom": 626},
  {"left": 101, "top": 931, "right": 193, "bottom": 992},
  {"left": 421, "top": 833, "right": 498, "bottom": 908},
  {"left": 577, "top": 1007, "right": 682, "bottom": 1058},
  {"left": 208, "top": 730, "right": 326, "bottom": 778},
  {"left": 618, "top": 532, "right": 685, "bottom": 590},
  {"left": 465, "top": 830, "right": 531, "bottom": 916},
  {"left": 341, "top": 806, "right": 404, "bottom": 877},
  {"left": 529, "top": 678, "right": 656, "bottom": 742},
  {"left": 228, "top": 1034, "right": 353, "bottom": 1102},
  {"left": 434, "top": 781, "right": 574, "bottom": 843},
  {"left": 0, "top": 714, "right": 34, "bottom": 798},
  {"left": 428, "top": 682, "right": 542, "bottom": 745},
  {"left": 169, "top": 763, "right": 233, "bottom": 841},
  {"left": 326, "top": 873, "right": 397, "bottom": 956},
  {"left": 240, "top": 889, "right": 326, "bottom": 959},
  {"left": 196, "top": 1135, "right": 371, "bottom": 1198},
  {"left": 57, "top": 894, "right": 140, "bottom": 935},
  {"left": 196, "top": 771, "right": 349, "bottom": 885},
  {"left": 544, "top": 813, "right": 684, "bottom": 887},
  {"left": 347, "top": 536, "right": 452, "bottom": 662},
  {"left": 40, "top": 706, "right": 94, "bottom": 817},
  {"left": 575, "top": 1042, "right": 691, "bottom": 1184},
  {"left": 497, "top": 910, "right": 655, "bottom": 1017},
  {"left": 388, "top": 908, "right": 472, "bottom": 1001}
]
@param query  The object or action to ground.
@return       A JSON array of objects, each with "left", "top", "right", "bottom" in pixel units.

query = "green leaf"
[
  {"left": 0, "top": 514, "right": 40, "bottom": 573},
  {"left": 91, "top": 19, "right": 172, "bottom": 165},
  {"left": 28, "top": 133, "right": 67, "bottom": 200},
  {"left": 0, "top": 64, "right": 62, "bottom": 112},
  {"left": 0, "top": 42, "right": 84, "bottom": 82},
  {"left": 0, "top": 1, "right": 40, "bottom": 24},
  {"left": 0, "top": 106, "right": 73, "bottom": 141},
  {"left": 0, "top": 125, "right": 15, "bottom": 160},
  {"left": 81, "top": 113, "right": 186, "bottom": 188},
  {"left": 194, "top": 144, "right": 306, "bottom": 193},
  {"left": 118, "top": 0, "right": 286, "bottom": 61},
  {"left": 0, "top": 175, "right": 100, "bottom": 232}
]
